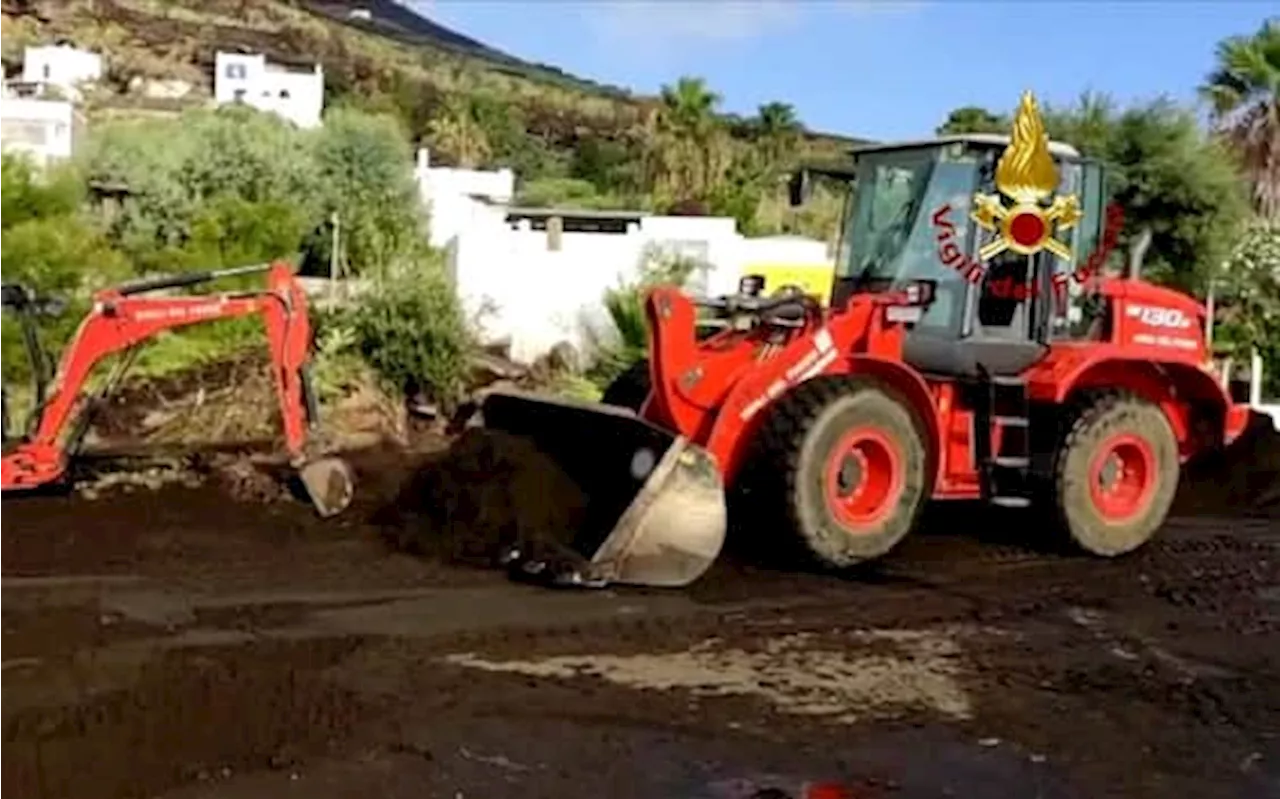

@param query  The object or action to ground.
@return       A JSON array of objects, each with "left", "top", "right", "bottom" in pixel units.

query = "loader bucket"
[
  {"left": 297, "top": 456, "right": 355, "bottom": 518},
  {"left": 481, "top": 390, "right": 727, "bottom": 588}
]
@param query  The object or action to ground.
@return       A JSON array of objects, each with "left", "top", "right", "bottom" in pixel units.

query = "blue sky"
[{"left": 410, "top": 1, "right": 1273, "bottom": 140}]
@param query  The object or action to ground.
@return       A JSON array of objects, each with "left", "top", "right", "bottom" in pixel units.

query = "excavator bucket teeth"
[
  {"left": 297, "top": 456, "right": 355, "bottom": 518},
  {"left": 481, "top": 390, "right": 727, "bottom": 588}
]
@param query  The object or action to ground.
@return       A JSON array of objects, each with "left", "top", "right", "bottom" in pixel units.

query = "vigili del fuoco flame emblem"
[{"left": 971, "top": 91, "right": 1081, "bottom": 261}]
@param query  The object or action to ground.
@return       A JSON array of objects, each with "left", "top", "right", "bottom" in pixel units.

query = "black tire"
[
  {"left": 600, "top": 359, "right": 651, "bottom": 412},
  {"left": 751, "top": 376, "right": 929, "bottom": 568},
  {"left": 1054, "top": 392, "right": 1179, "bottom": 556}
]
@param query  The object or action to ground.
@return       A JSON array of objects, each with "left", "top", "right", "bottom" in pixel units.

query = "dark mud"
[
  {"left": 4, "top": 425, "right": 1280, "bottom": 799},
  {"left": 4, "top": 635, "right": 370, "bottom": 799},
  {"left": 376, "top": 428, "right": 589, "bottom": 568},
  {"left": 1174, "top": 413, "right": 1280, "bottom": 518}
]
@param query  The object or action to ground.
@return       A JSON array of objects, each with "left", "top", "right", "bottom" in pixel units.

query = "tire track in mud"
[{"left": 433, "top": 518, "right": 1280, "bottom": 661}]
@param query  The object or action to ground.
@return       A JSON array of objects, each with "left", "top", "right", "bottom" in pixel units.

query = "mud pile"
[
  {"left": 1175, "top": 412, "right": 1280, "bottom": 518},
  {"left": 378, "top": 428, "right": 590, "bottom": 568}
]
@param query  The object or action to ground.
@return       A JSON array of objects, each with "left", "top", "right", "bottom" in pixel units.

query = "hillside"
[
  {"left": 0, "top": 0, "right": 866, "bottom": 155},
  {"left": 297, "top": 0, "right": 633, "bottom": 97}
]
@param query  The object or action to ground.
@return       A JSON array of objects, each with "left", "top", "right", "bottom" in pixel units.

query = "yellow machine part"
[{"left": 744, "top": 263, "right": 835, "bottom": 305}]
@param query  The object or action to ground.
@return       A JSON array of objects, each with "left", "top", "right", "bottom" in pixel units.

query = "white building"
[
  {"left": 20, "top": 44, "right": 102, "bottom": 101},
  {"left": 214, "top": 51, "right": 324, "bottom": 128},
  {"left": 414, "top": 148, "right": 515, "bottom": 250},
  {"left": 409, "top": 148, "right": 834, "bottom": 364},
  {"left": 0, "top": 94, "right": 82, "bottom": 168}
]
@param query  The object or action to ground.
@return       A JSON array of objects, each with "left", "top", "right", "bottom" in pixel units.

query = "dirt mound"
[
  {"left": 1174, "top": 412, "right": 1280, "bottom": 518},
  {"left": 377, "top": 428, "right": 589, "bottom": 569}
]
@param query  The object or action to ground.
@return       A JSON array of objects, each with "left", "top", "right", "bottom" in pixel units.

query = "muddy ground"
[{"left": 4, "top": 424, "right": 1280, "bottom": 799}]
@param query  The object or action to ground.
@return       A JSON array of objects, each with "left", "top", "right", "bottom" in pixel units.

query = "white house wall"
[
  {"left": 411, "top": 152, "right": 833, "bottom": 365},
  {"left": 449, "top": 218, "right": 833, "bottom": 365},
  {"left": 414, "top": 150, "right": 515, "bottom": 248},
  {"left": 0, "top": 97, "right": 77, "bottom": 166},
  {"left": 21, "top": 45, "right": 102, "bottom": 99},
  {"left": 214, "top": 52, "right": 324, "bottom": 128}
]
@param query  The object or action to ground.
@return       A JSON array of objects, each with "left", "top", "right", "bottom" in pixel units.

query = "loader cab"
[{"left": 801, "top": 135, "right": 1107, "bottom": 378}]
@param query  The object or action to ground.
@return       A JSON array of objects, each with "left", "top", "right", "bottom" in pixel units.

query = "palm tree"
[
  {"left": 753, "top": 101, "right": 802, "bottom": 167},
  {"left": 425, "top": 97, "right": 491, "bottom": 168},
  {"left": 754, "top": 102, "right": 801, "bottom": 138},
  {"left": 660, "top": 77, "right": 721, "bottom": 139},
  {"left": 1200, "top": 19, "right": 1280, "bottom": 218},
  {"left": 651, "top": 77, "right": 729, "bottom": 203}
]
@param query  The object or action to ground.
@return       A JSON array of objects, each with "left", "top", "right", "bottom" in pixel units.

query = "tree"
[
  {"left": 752, "top": 101, "right": 803, "bottom": 170},
  {"left": 1, "top": 154, "right": 130, "bottom": 385},
  {"left": 424, "top": 96, "right": 492, "bottom": 169},
  {"left": 1046, "top": 97, "right": 1250, "bottom": 293},
  {"left": 1200, "top": 18, "right": 1280, "bottom": 218},
  {"left": 312, "top": 108, "right": 423, "bottom": 277},
  {"left": 84, "top": 105, "right": 321, "bottom": 265},
  {"left": 646, "top": 76, "right": 733, "bottom": 206},
  {"left": 936, "top": 106, "right": 1007, "bottom": 135}
]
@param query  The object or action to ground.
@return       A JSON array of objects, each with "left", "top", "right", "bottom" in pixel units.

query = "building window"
[
  {"left": 225, "top": 63, "right": 247, "bottom": 80},
  {"left": 233, "top": 88, "right": 246, "bottom": 102},
  {"left": 42, "top": 64, "right": 51, "bottom": 79},
  {"left": 279, "top": 89, "right": 290, "bottom": 99}
]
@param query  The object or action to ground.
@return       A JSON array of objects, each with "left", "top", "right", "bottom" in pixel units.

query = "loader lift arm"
[{"left": 1, "top": 262, "right": 353, "bottom": 517}]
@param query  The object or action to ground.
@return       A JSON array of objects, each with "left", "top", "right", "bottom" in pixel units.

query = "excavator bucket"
[
  {"left": 297, "top": 456, "right": 355, "bottom": 518},
  {"left": 481, "top": 390, "right": 727, "bottom": 588}
]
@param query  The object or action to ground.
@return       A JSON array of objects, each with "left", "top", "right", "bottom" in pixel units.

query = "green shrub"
[
  {"left": 311, "top": 107, "right": 424, "bottom": 277},
  {"left": 586, "top": 247, "right": 699, "bottom": 389},
  {"left": 85, "top": 106, "right": 322, "bottom": 261},
  {"left": 1, "top": 154, "right": 132, "bottom": 388},
  {"left": 344, "top": 253, "right": 474, "bottom": 407}
]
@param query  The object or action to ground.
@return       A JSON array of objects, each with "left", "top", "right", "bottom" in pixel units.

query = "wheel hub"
[
  {"left": 836, "top": 455, "right": 864, "bottom": 499},
  {"left": 1088, "top": 434, "right": 1157, "bottom": 523},
  {"left": 824, "top": 427, "right": 903, "bottom": 533}
]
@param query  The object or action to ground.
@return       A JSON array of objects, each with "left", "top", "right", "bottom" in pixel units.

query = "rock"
[
  {"left": 546, "top": 341, "right": 581, "bottom": 374},
  {"left": 470, "top": 351, "right": 528, "bottom": 386}
]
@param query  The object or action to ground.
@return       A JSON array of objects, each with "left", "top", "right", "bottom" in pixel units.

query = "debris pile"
[
  {"left": 1174, "top": 412, "right": 1280, "bottom": 518},
  {"left": 378, "top": 428, "right": 590, "bottom": 568},
  {"left": 73, "top": 458, "right": 203, "bottom": 500}
]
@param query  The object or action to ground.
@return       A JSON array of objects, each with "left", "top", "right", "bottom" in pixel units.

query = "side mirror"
[{"left": 788, "top": 169, "right": 811, "bottom": 208}]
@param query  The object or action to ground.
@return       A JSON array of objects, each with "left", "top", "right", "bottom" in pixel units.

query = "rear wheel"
[
  {"left": 1054, "top": 392, "right": 1179, "bottom": 556},
  {"left": 601, "top": 359, "right": 651, "bottom": 412},
  {"left": 754, "top": 376, "right": 929, "bottom": 568}
]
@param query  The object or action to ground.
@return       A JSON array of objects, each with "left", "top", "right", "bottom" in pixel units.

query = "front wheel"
[
  {"left": 1054, "top": 393, "right": 1179, "bottom": 556},
  {"left": 753, "top": 376, "right": 929, "bottom": 568}
]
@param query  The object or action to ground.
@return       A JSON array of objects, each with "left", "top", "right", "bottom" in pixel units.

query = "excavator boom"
[{"left": 0, "top": 262, "right": 354, "bottom": 517}]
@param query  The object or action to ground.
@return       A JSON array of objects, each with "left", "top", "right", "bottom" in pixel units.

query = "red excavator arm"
[{"left": 1, "top": 262, "right": 354, "bottom": 516}]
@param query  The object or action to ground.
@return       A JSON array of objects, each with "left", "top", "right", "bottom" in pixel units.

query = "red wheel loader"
[
  {"left": 480, "top": 93, "right": 1252, "bottom": 589},
  {"left": 1, "top": 261, "right": 355, "bottom": 516}
]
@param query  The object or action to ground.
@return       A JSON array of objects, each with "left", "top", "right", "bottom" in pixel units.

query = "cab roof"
[{"left": 850, "top": 133, "right": 1081, "bottom": 159}]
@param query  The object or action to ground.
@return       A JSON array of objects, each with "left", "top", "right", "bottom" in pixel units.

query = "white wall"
[
  {"left": 413, "top": 148, "right": 514, "bottom": 249},
  {"left": 214, "top": 52, "right": 324, "bottom": 128},
  {"left": 449, "top": 217, "right": 832, "bottom": 364},
  {"left": 411, "top": 149, "right": 832, "bottom": 364},
  {"left": 0, "top": 97, "right": 77, "bottom": 167},
  {"left": 21, "top": 45, "right": 102, "bottom": 99}
]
